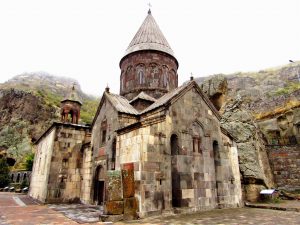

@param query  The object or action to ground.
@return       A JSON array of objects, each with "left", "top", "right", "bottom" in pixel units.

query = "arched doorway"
[
  {"left": 93, "top": 166, "right": 105, "bottom": 205},
  {"left": 16, "top": 173, "right": 20, "bottom": 183},
  {"left": 170, "top": 134, "right": 181, "bottom": 207},
  {"left": 23, "top": 173, "right": 27, "bottom": 182}
]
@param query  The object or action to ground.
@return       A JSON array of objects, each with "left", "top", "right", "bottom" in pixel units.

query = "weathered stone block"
[
  {"left": 181, "top": 189, "right": 194, "bottom": 199},
  {"left": 100, "top": 214, "right": 123, "bottom": 222},
  {"left": 124, "top": 197, "right": 138, "bottom": 217},
  {"left": 142, "top": 162, "right": 160, "bottom": 172},
  {"left": 106, "top": 170, "right": 122, "bottom": 201},
  {"left": 105, "top": 201, "right": 124, "bottom": 215},
  {"left": 122, "top": 165, "right": 135, "bottom": 198}
]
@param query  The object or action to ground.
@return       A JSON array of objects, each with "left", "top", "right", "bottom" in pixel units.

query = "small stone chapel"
[{"left": 29, "top": 9, "right": 242, "bottom": 218}]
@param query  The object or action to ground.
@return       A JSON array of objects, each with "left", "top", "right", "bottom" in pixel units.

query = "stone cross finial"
[
  {"left": 190, "top": 72, "right": 194, "bottom": 81},
  {"left": 148, "top": 2, "right": 152, "bottom": 14},
  {"left": 105, "top": 83, "right": 110, "bottom": 93}
]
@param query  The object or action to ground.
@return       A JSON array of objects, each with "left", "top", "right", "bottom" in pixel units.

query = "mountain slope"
[
  {"left": 195, "top": 61, "right": 300, "bottom": 120},
  {"left": 0, "top": 72, "right": 99, "bottom": 168}
]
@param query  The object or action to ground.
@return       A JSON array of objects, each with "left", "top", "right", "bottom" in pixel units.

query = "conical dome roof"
[
  {"left": 124, "top": 10, "right": 175, "bottom": 58},
  {"left": 61, "top": 84, "right": 82, "bottom": 105}
]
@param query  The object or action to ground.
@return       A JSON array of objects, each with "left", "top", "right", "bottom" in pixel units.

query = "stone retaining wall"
[{"left": 267, "top": 145, "right": 300, "bottom": 190}]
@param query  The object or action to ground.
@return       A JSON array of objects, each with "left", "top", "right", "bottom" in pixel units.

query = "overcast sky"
[{"left": 0, "top": 0, "right": 299, "bottom": 96}]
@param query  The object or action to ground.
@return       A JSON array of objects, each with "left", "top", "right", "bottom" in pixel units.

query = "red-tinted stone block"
[
  {"left": 99, "top": 147, "right": 105, "bottom": 156},
  {"left": 122, "top": 166, "right": 135, "bottom": 198},
  {"left": 105, "top": 201, "right": 124, "bottom": 215},
  {"left": 122, "top": 163, "right": 134, "bottom": 170}
]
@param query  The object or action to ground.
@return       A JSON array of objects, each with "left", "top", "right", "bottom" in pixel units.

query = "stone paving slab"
[
  {"left": 1, "top": 193, "right": 300, "bottom": 225},
  {"left": 49, "top": 204, "right": 103, "bottom": 224},
  {"left": 0, "top": 193, "right": 104, "bottom": 225},
  {"left": 115, "top": 208, "right": 300, "bottom": 225}
]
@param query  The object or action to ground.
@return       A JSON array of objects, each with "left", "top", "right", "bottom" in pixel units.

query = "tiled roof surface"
[{"left": 124, "top": 11, "right": 175, "bottom": 57}]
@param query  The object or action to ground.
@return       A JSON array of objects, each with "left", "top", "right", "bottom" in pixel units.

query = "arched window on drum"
[
  {"left": 192, "top": 122, "right": 204, "bottom": 153},
  {"left": 136, "top": 64, "right": 145, "bottom": 85}
]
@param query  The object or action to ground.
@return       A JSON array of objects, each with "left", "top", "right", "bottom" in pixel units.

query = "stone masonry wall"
[
  {"left": 47, "top": 125, "right": 88, "bottom": 203},
  {"left": 117, "top": 86, "right": 242, "bottom": 217},
  {"left": 80, "top": 144, "right": 93, "bottom": 204},
  {"left": 92, "top": 97, "right": 119, "bottom": 170},
  {"left": 221, "top": 134, "right": 243, "bottom": 206},
  {"left": 267, "top": 145, "right": 300, "bottom": 191},
  {"left": 29, "top": 128, "right": 56, "bottom": 202}
]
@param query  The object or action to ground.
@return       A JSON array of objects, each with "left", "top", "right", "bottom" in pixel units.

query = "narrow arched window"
[
  {"left": 101, "top": 119, "right": 107, "bottom": 144},
  {"left": 16, "top": 173, "right": 20, "bottom": 183},
  {"left": 161, "top": 65, "right": 169, "bottom": 88},
  {"left": 171, "top": 134, "right": 179, "bottom": 155},
  {"left": 136, "top": 64, "right": 145, "bottom": 85},
  {"left": 139, "top": 70, "right": 144, "bottom": 84},
  {"left": 213, "top": 141, "right": 220, "bottom": 165},
  {"left": 111, "top": 138, "right": 116, "bottom": 170}
]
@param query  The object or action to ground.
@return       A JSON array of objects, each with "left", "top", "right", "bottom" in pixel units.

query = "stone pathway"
[
  {"left": 115, "top": 208, "right": 300, "bottom": 225},
  {"left": 1, "top": 192, "right": 300, "bottom": 225},
  {"left": 0, "top": 192, "right": 104, "bottom": 225},
  {"left": 49, "top": 204, "right": 103, "bottom": 224}
]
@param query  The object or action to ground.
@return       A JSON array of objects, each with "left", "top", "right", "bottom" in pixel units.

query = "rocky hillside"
[
  {"left": 196, "top": 62, "right": 300, "bottom": 200},
  {"left": 0, "top": 72, "right": 99, "bottom": 168},
  {"left": 195, "top": 61, "right": 300, "bottom": 120}
]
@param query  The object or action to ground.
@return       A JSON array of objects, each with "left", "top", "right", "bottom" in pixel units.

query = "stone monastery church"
[{"left": 29, "top": 10, "right": 242, "bottom": 218}]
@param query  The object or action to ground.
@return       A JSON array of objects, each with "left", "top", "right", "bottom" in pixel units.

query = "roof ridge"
[{"left": 129, "top": 91, "right": 157, "bottom": 103}]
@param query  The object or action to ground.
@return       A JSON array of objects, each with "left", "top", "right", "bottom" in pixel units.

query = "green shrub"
[
  {"left": 24, "top": 153, "right": 34, "bottom": 171},
  {"left": 0, "top": 158, "right": 10, "bottom": 188}
]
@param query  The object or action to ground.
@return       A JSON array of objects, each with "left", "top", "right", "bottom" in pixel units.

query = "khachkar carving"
[{"left": 60, "top": 84, "right": 82, "bottom": 124}]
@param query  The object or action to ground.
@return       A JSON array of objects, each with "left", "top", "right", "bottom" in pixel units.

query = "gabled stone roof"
[
  {"left": 141, "top": 82, "right": 190, "bottom": 114},
  {"left": 129, "top": 91, "right": 157, "bottom": 104},
  {"left": 124, "top": 10, "right": 175, "bottom": 58},
  {"left": 105, "top": 92, "right": 139, "bottom": 115},
  {"left": 139, "top": 80, "right": 221, "bottom": 120},
  {"left": 92, "top": 81, "right": 221, "bottom": 128}
]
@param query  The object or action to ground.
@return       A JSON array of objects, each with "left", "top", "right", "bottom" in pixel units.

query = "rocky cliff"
[
  {"left": 196, "top": 61, "right": 300, "bottom": 118},
  {"left": 221, "top": 97, "right": 274, "bottom": 201},
  {"left": 0, "top": 73, "right": 99, "bottom": 168},
  {"left": 196, "top": 62, "right": 300, "bottom": 200}
]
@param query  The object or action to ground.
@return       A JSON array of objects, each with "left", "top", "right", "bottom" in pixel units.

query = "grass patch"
[{"left": 274, "top": 82, "right": 300, "bottom": 96}]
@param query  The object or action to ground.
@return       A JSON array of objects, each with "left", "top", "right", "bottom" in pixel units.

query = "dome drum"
[{"left": 120, "top": 51, "right": 178, "bottom": 100}]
